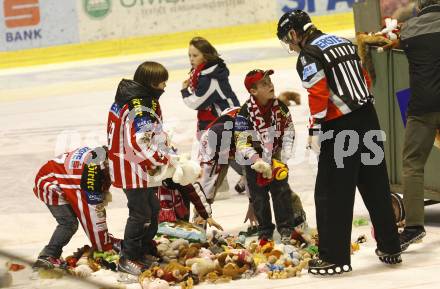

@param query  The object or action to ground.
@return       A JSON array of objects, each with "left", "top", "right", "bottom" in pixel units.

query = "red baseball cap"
[{"left": 244, "top": 69, "right": 274, "bottom": 92}]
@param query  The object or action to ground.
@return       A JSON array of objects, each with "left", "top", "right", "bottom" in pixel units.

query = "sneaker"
[
  {"left": 375, "top": 249, "right": 402, "bottom": 264},
  {"left": 118, "top": 257, "right": 143, "bottom": 276},
  {"left": 399, "top": 226, "right": 426, "bottom": 251},
  {"left": 32, "top": 256, "right": 67, "bottom": 270},
  {"left": 280, "top": 229, "right": 293, "bottom": 245},
  {"left": 138, "top": 254, "right": 160, "bottom": 268},
  {"left": 308, "top": 258, "right": 352, "bottom": 275}
]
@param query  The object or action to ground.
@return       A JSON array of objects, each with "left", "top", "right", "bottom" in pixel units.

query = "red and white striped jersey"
[
  {"left": 107, "top": 96, "right": 171, "bottom": 189},
  {"left": 33, "top": 147, "right": 112, "bottom": 251}
]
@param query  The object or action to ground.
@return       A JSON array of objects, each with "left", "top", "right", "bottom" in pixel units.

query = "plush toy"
[
  {"left": 157, "top": 221, "right": 207, "bottom": 243},
  {"left": 198, "top": 248, "right": 215, "bottom": 260},
  {"left": 222, "top": 262, "right": 246, "bottom": 280},
  {"left": 170, "top": 239, "right": 190, "bottom": 251},
  {"left": 141, "top": 278, "right": 170, "bottom": 289},
  {"left": 251, "top": 253, "right": 267, "bottom": 266},
  {"left": 251, "top": 159, "right": 272, "bottom": 179},
  {"left": 71, "top": 264, "right": 93, "bottom": 278},
  {"left": 376, "top": 18, "right": 399, "bottom": 41},
  {"left": 179, "top": 276, "right": 194, "bottom": 289},
  {"left": 231, "top": 249, "right": 254, "bottom": 268},
  {"left": 434, "top": 130, "right": 440, "bottom": 149},
  {"left": 186, "top": 258, "right": 216, "bottom": 278},
  {"left": 157, "top": 242, "right": 178, "bottom": 263},
  {"left": 278, "top": 91, "right": 301, "bottom": 106},
  {"left": 161, "top": 261, "right": 190, "bottom": 283},
  {"left": 172, "top": 154, "right": 201, "bottom": 186},
  {"left": 356, "top": 33, "right": 393, "bottom": 81},
  {"left": 204, "top": 271, "right": 232, "bottom": 284}
]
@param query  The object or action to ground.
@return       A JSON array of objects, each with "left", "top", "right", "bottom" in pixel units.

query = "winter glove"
[{"left": 251, "top": 159, "right": 272, "bottom": 179}]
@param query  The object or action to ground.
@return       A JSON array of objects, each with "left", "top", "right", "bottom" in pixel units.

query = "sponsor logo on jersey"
[
  {"left": 86, "top": 163, "right": 98, "bottom": 191},
  {"left": 134, "top": 117, "right": 152, "bottom": 133},
  {"left": 312, "top": 35, "right": 349, "bottom": 50},
  {"left": 85, "top": 190, "right": 104, "bottom": 205},
  {"left": 234, "top": 116, "right": 248, "bottom": 131},
  {"left": 69, "top": 147, "right": 90, "bottom": 169},
  {"left": 303, "top": 63, "right": 318, "bottom": 80},
  {"left": 110, "top": 103, "right": 120, "bottom": 116}
]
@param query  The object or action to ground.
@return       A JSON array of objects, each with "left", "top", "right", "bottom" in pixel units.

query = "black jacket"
[{"left": 401, "top": 5, "right": 440, "bottom": 116}]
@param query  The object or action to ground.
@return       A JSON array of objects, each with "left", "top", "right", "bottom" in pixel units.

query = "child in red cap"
[{"left": 234, "top": 69, "right": 304, "bottom": 244}]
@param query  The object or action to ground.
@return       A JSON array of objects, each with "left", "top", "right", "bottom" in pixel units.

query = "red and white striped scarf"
[{"left": 157, "top": 186, "right": 188, "bottom": 223}]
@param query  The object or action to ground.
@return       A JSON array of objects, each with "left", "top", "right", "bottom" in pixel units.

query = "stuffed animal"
[
  {"left": 376, "top": 18, "right": 399, "bottom": 41},
  {"left": 204, "top": 271, "right": 232, "bottom": 284},
  {"left": 186, "top": 258, "right": 216, "bottom": 278},
  {"left": 278, "top": 91, "right": 301, "bottom": 106},
  {"left": 141, "top": 278, "right": 170, "bottom": 289},
  {"left": 356, "top": 33, "right": 393, "bottom": 81},
  {"left": 222, "top": 262, "right": 246, "bottom": 280},
  {"left": 179, "top": 276, "right": 194, "bottom": 289},
  {"left": 434, "top": 130, "right": 440, "bottom": 149},
  {"left": 172, "top": 154, "right": 201, "bottom": 186},
  {"left": 71, "top": 264, "right": 93, "bottom": 278},
  {"left": 161, "top": 261, "right": 190, "bottom": 283},
  {"left": 198, "top": 247, "right": 215, "bottom": 260},
  {"left": 157, "top": 242, "right": 178, "bottom": 263}
]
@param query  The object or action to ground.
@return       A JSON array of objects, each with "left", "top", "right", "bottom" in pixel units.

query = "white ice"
[{"left": 1, "top": 31, "right": 439, "bottom": 288}]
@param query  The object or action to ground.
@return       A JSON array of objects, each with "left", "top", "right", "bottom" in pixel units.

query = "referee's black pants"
[{"left": 315, "top": 102, "right": 400, "bottom": 265}]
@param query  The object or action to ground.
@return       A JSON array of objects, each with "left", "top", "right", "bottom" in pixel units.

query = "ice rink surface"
[{"left": 1, "top": 32, "right": 440, "bottom": 288}]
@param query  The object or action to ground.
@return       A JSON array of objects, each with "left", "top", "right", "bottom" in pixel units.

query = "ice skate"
[
  {"left": 308, "top": 258, "right": 352, "bottom": 275},
  {"left": 399, "top": 226, "right": 426, "bottom": 251},
  {"left": 375, "top": 249, "right": 402, "bottom": 264}
]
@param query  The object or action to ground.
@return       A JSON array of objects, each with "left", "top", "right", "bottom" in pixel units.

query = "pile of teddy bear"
[{"left": 36, "top": 225, "right": 366, "bottom": 289}]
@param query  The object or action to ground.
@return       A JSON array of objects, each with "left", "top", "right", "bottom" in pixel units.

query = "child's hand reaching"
[
  {"left": 244, "top": 201, "right": 258, "bottom": 227},
  {"left": 207, "top": 217, "right": 224, "bottom": 231},
  {"left": 182, "top": 79, "right": 190, "bottom": 89}
]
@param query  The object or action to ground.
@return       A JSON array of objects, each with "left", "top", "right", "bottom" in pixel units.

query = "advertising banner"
[
  {"left": 78, "top": 0, "right": 278, "bottom": 42},
  {"left": 0, "top": 0, "right": 79, "bottom": 51},
  {"left": 277, "top": 0, "right": 354, "bottom": 16}
]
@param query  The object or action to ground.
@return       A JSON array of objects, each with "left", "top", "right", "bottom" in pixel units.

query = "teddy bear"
[
  {"left": 376, "top": 18, "right": 399, "bottom": 41},
  {"left": 179, "top": 276, "right": 194, "bottom": 289},
  {"left": 204, "top": 271, "right": 232, "bottom": 284},
  {"left": 278, "top": 91, "right": 301, "bottom": 107},
  {"left": 141, "top": 278, "right": 170, "bottom": 289},
  {"left": 160, "top": 261, "right": 191, "bottom": 284},
  {"left": 185, "top": 257, "right": 216, "bottom": 279},
  {"left": 221, "top": 262, "right": 247, "bottom": 280}
]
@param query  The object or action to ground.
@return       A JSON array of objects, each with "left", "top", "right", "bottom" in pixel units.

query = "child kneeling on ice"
[{"left": 157, "top": 178, "right": 223, "bottom": 231}]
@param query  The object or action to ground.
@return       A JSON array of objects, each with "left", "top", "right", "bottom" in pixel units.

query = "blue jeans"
[
  {"left": 122, "top": 187, "right": 160, "bottom": 260},
  {"left": 40, "top": 204, "right": 78, "bottom": 258}
]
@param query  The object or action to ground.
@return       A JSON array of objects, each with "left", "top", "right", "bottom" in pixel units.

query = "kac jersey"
[{"left": 33, "top": 147, "right": 112, "bottom": 251}]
